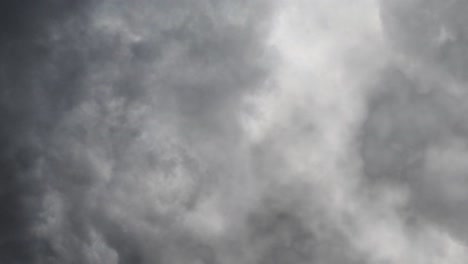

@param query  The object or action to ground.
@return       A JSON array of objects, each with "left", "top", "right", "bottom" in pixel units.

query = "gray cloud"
[
  {"left": 362, "top": 0, "right": 468, "bottom": 250},
  {"left": 36, "top": 1, "right": 276, "bottom": 263},
  {"left": 0, "top": 0, "right": 274, "bottom": 263},
  {"left": 3, "top": 0, "right": 468, "bottom": 263}
]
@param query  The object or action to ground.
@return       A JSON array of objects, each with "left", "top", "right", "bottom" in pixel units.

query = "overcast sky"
[{"left": 1, "top": 0, "right": 468, "bottom": 263}]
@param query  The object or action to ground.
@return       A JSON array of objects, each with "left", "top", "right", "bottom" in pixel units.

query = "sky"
[{"left": 1, "top": 0, "right": 468, "bottom": 263}]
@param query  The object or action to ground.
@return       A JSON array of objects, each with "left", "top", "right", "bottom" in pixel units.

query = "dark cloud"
[
  {"left": 361, "top": 0, "right": 468, "bottom": 246},
  {"left": 380, "top": 0, "right": 468, "bottom": 80},
  {"left": 0, "top": 1, "right": 92, "bottom": 263},
  {"left": 5, "top": 0, "right": 468, "bottom": 263},
  {"left": 1, "top": 0, "right": 279, "bottom": 263}
]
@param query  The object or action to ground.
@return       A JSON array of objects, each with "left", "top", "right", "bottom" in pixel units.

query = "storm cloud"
[{"left": 2, "top": 0, "right": 468, "bottom": 263}]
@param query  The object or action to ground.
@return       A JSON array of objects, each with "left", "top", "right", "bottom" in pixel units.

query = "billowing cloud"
[
  {"left": 2, "top": 0, "right": 468, "bottom": 263},
  {"left": 364, "top": 0, "right": 468, "bottom": 248}
]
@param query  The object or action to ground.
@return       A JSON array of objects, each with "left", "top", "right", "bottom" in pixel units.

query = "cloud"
[
  {"left": 362, "top": 0, "right": 468, "bottom": 256},
  {"left": 0, "top": 1, "right": 92, "bottom": 263},
  {"left": 3, "top": 0, "right": 468, "bottom": 263},
  {"left": 0, "top": 0, "right": 277, "bottom": 263}
]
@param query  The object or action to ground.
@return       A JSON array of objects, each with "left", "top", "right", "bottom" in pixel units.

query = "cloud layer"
[{"left": 2, "top": 0, "right": 468, "bottom": 263}]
